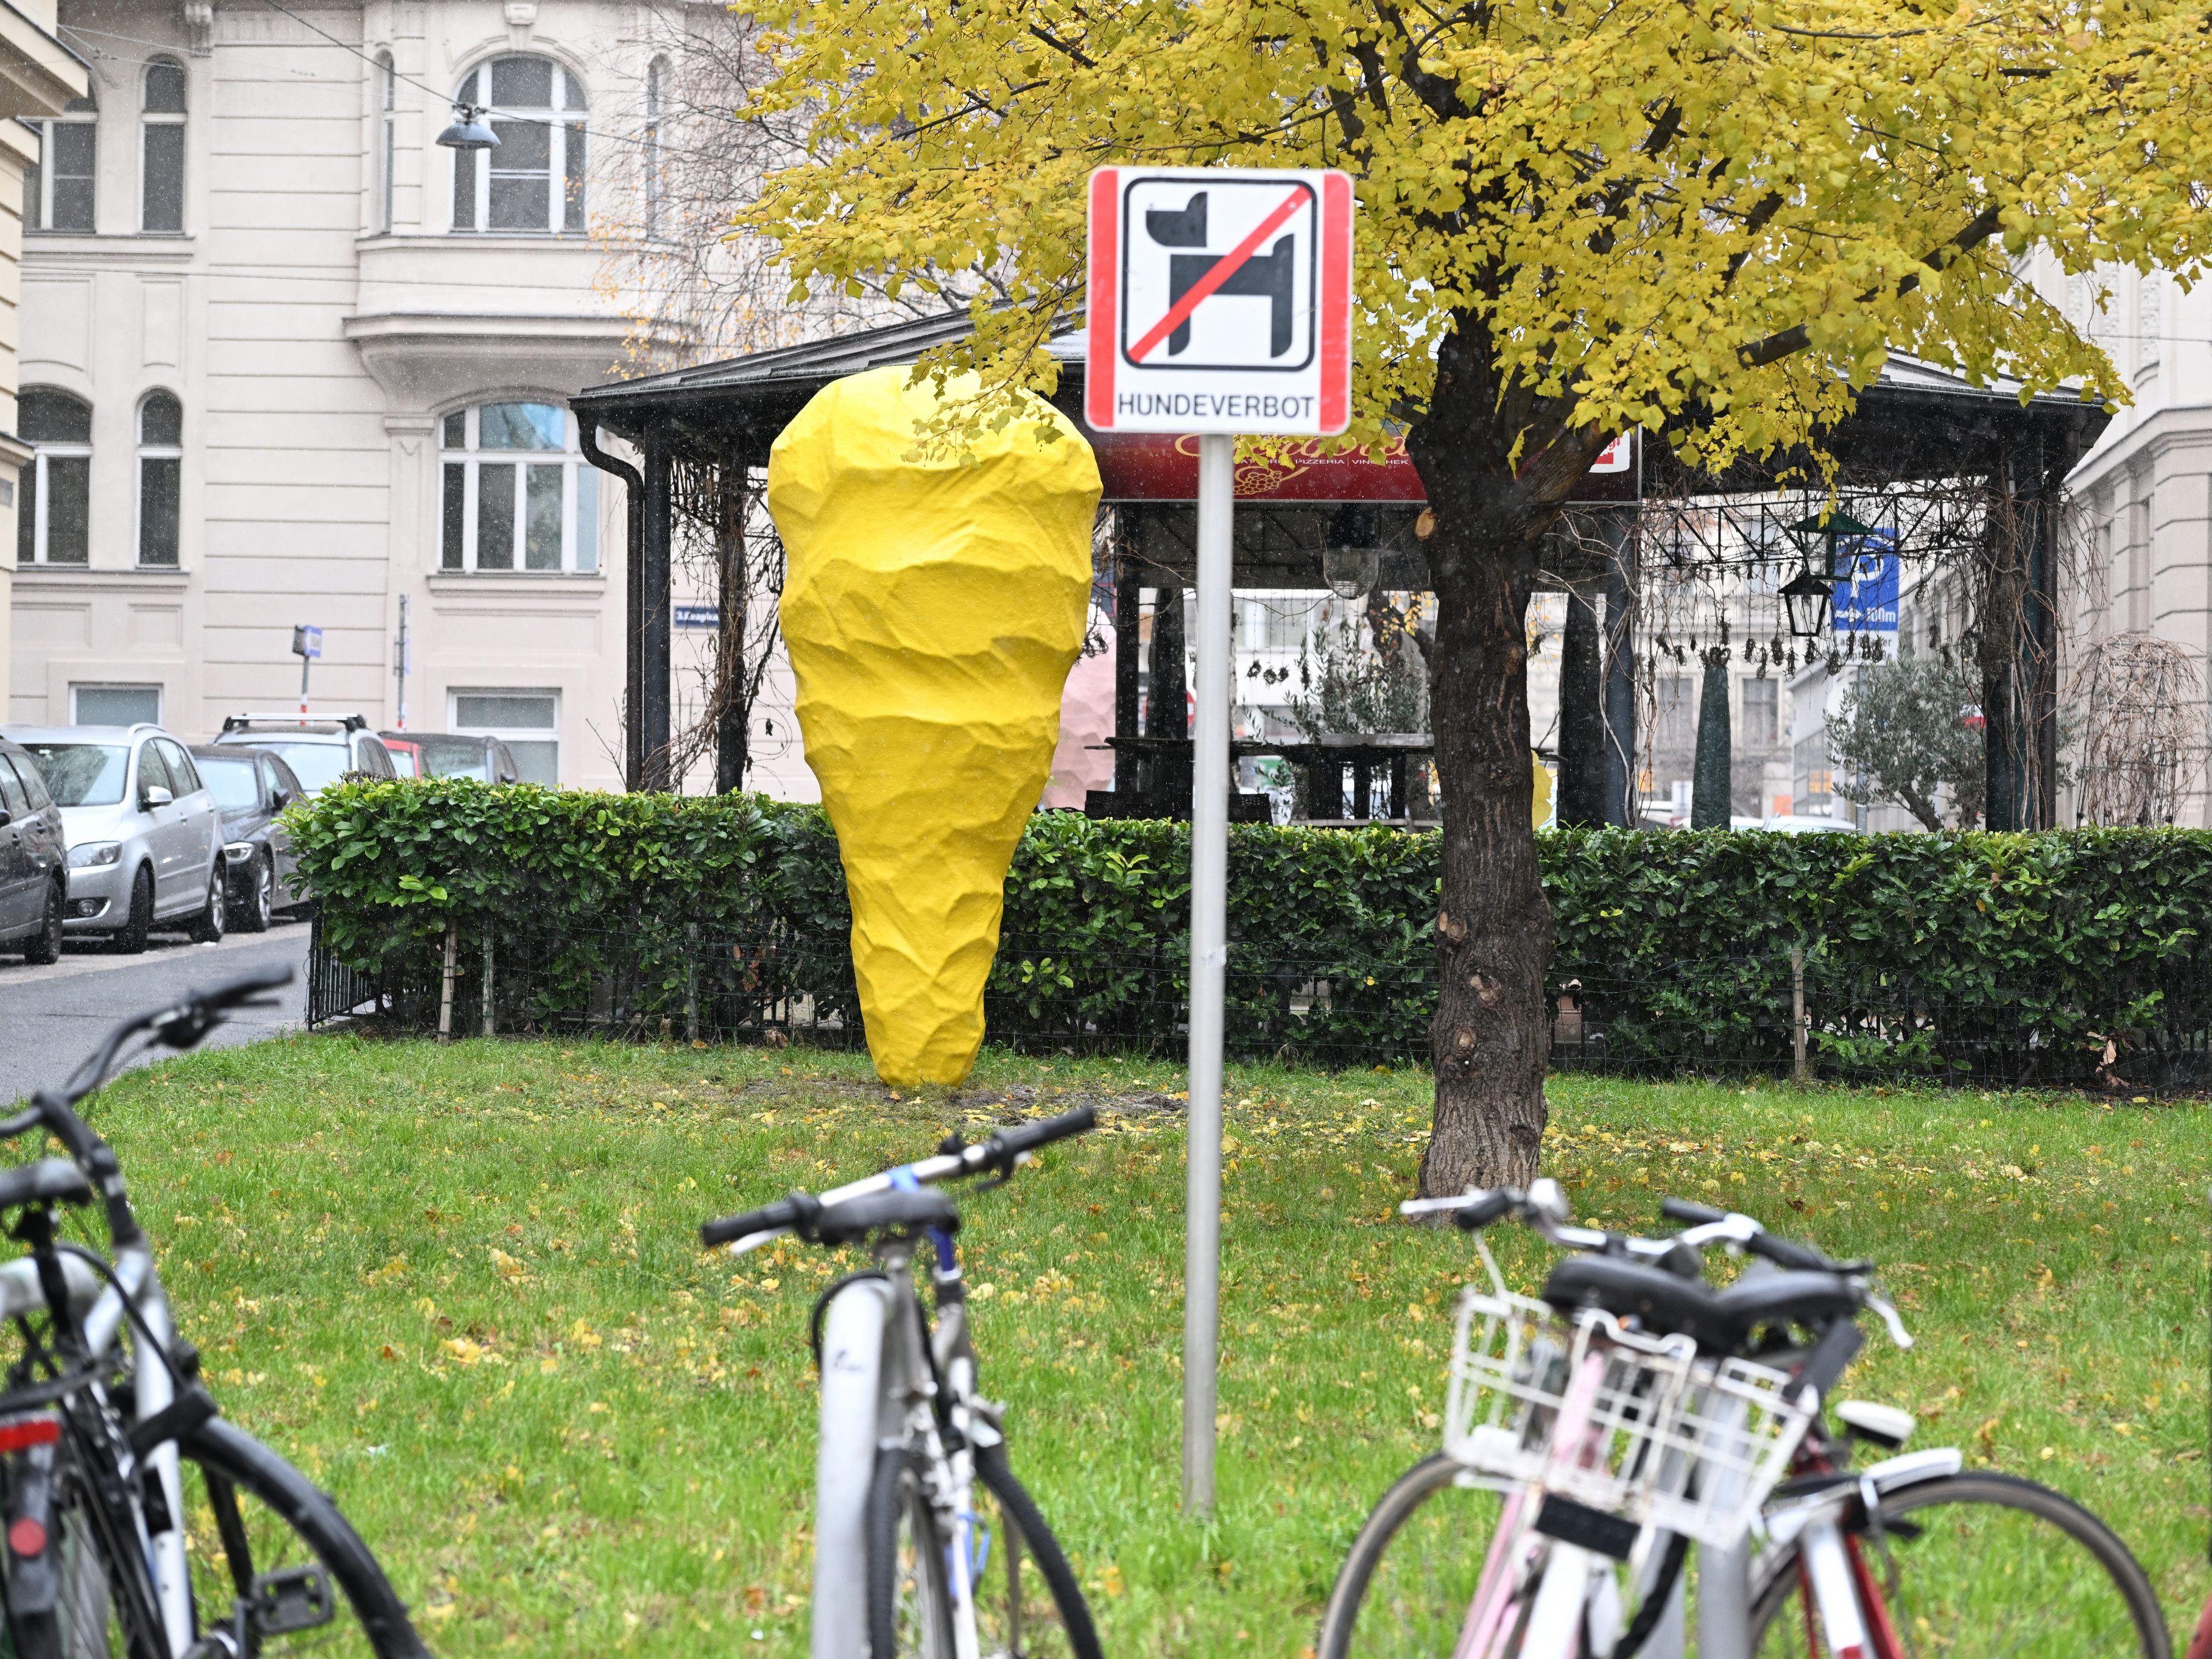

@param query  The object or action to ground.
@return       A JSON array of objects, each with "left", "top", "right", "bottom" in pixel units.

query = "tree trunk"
[
  {"left": 1407, "top": 326, "right": 1596, "bottom": 1192},
  {"left": 714, "top": 458, "right": 750, "bottom": 795},
  {"left": 1691, "top": 650, "right": 1731, "bottom": 828},
  {"left": 1557, "top": 587, "right": 1606, "bottom": 827}
]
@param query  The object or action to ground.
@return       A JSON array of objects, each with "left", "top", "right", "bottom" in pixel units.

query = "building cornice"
[
  {"left": 23, "top": 233, "right": 197, "bottom": 269},
  {"left": 2068, "top": 403, "right": 2212, "bottom": 495},
  {"left": 0, "top": 5, "right": 89, "bottom": 122},
  {"left": 13, "top": 565, "right": 191, "bottom": 593}
]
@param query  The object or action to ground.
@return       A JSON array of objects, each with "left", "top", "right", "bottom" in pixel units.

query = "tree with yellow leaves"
[{"left": 731, "top": 0, "right": 2212, "bottom": 1190}]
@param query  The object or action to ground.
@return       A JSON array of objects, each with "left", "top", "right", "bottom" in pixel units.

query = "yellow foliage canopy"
[{"left": 736, "top": 0, "right": 2212, "bottom": 473}]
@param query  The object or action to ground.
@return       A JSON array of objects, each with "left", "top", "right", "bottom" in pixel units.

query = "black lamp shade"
[
  {"left": 437, "top": 106, "right": 499, "bottom": 150},
  {"left": 1781, "top": 566, "right": 1833, "bottom": 638}
]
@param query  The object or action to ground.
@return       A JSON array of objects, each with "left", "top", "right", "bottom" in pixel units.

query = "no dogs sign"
[{"left": 1086, "top": 166, "right": 1353, "bottom": 435}]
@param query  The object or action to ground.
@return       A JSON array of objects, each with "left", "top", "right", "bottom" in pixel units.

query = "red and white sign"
[{"left": 1087, "top": 166, "right": 1352, "bottom": 436}]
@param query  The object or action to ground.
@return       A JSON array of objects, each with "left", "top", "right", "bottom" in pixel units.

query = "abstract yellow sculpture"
[{"left": 769, "top": 367, "right": 1102, "bottom": 1086}]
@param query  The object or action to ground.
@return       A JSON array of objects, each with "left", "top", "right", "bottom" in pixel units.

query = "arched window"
[
  {"left": 137, "top": 392, "right": 183, "bottom": 566},
  {"left": 438, "top": 402, "right": 599, "bottom": 573},
  {"left": 644, "top": 56, "right": 667, "bottom": 236},
  {"left": 26, "top": 92, "right": 97, "bottom": 233},
  {"left": 376, "top": 52, "right": 396, "bottom": 233},
  {"left": 141, "top": 60, "right": 186, "bottom": 233},
  {"left": 18, "top": 389, "right": 92, "bottom": 566},
  {"left": 451, "top": 57, "right": 585, "bottom": 234}
]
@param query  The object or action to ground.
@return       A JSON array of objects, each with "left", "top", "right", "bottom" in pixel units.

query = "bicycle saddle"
[
  {"left": 0, "top": 1159, "right": 92, "bottom": 1213},
  {"left": 811, "top": 1188, "right": 959, "bottom": 1246},
  {"left": 1541, "top": 1256, "right": 1738, "bottom": 1350}
]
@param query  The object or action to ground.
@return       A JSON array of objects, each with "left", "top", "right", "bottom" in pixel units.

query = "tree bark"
[{"left": 1407, "top": 323, "right": 1594, "bottom": 1195}]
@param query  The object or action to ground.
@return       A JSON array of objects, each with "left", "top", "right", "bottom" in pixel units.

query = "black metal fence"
[{"left": 305, "top": 914, "right": 2212, "bottom": 1091}]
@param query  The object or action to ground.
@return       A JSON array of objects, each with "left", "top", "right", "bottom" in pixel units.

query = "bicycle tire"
[
  {"left": 970, "top": 1445, "right": 1105, "bottom": 1659},
  {"left": 1317, "top": 1454, "right": 1518, "bottom": 1659},
  {"left": 1749, "top": 1470, "right": 2171, "bottom": 1658},
  {"left": 174, "top": 1417, "right": 434, "bottom": 1658},
  {"left": 867, "top": 1443, "right": 958, "bottom": 1659}
]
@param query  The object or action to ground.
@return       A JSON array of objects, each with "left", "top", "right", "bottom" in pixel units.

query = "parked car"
[
  {"left": 1763, "top": 814, "right": 1862, "bottom": 834},
  {"left": 188, "top": 745, "right": 306, "bottom": 932},
  {"left": 380, "top": 736, "right": 425, "bottom": 779},
  {"left": 0, "top": 733, "right": 66, "bottom": 962},
  {"left": 0, "top": 724, "right": 226, "bottom": 951},
  {"left": 208, "top": 714, "right": 396, "bottom": 794},
  {"left": 379, "top": 732, "right": 521, "bottom": 784}
]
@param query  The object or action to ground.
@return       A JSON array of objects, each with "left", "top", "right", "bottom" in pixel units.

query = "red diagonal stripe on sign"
[{"left": 1127, "top": 188, "right": 1306, "bottom": 364}]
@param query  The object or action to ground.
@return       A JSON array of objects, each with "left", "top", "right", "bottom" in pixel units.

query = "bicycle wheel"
[
  {"left": 172, "top": 1417, "right": 433, "bottom": 1658},
  {"left": 867, "top": 1444, "right": 957, "bottom": 1659},
  {"left": 1750, "top": 1470, "right": 2170, "bottom": 1658},
  {"left": 1317, "top": 1455, "right": 1518, "bottom": 1659},
  {"left": 968, "top": 1446, "right": 1104, "bottom": 1659}
]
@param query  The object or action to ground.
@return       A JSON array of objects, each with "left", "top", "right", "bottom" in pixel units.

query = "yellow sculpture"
[{"left": 769, "top": 367, "right": 1102, "bottom": 1086}]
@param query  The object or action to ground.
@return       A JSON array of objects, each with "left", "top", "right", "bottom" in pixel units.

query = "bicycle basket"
[
  {"left": 1442, "top": 1242, "right": 1700, "bottom": 1525},
  {"left": 1641, "top": 1353, "right": 1818, "bottom": 1549}
]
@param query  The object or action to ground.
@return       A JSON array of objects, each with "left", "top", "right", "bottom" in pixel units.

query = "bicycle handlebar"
[
  {"left": 1659, "top": 1196, "right": 1847, "bottom": 1273},
  {"left": 700, "top": 1105, "right": 1099, "bottom": 1253}
]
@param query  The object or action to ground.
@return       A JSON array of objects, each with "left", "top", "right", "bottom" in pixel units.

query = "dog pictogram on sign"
[{"left": 1087, "top": 166, "right": 1352, "bottom": 435}]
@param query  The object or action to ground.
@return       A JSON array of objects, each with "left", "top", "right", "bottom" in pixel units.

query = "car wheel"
[
  {"left": 23, "top": 879, "right": 63, "bottom": 965},
  {"left": 188, "top": 868, "right": 227, "bottom": 944},
  {"left": 113, "top": 866, "right": 153, "bottom": 954},
  {"left": 234, "top": 850, "right": 273, "bottom": 934}
]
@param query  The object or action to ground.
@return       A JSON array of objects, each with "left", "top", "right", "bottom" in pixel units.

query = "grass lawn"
[{"left": 68, "top": 1033, "right": 2212, "bottom": 1655}]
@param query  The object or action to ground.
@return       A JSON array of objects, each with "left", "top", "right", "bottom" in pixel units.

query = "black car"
[
  {"left": 0, "top": 734, "right": 66, "bottom": 962},
  {"left": 188, "top": 745, "right": 306, "bottom": 932}
]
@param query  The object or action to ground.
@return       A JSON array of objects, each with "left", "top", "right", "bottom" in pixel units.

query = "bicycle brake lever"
[{"left": 1864, "top": 1292, "right": 1914, "bottom": 1350}]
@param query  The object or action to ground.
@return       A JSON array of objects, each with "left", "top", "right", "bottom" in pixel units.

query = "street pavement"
[{"left": 0, "top": 919, "right": 312, "bottom": 1105}]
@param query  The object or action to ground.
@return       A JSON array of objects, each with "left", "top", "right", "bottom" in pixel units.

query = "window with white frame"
[
  {"left": 438, "top": 402, "right": 600, "bottom": 573},
  {"left": 376, "top": 52, "right": 396, "bottom": 233},
  {"left": 26, "top": 93, "right": 97, "bottom": 233},
  {"left": 72, "top": 685, "right": 161, "bottom": 726},
  {"left": 141, "top": 60, "right": 186, "bottom": 233},
  {"left": 138, "top": 392, "right": 182, "bottom": 566},
  {"left": 451, "top": 57, "right": 585, "bottom": 234},
  {"left": 452, "top": 689, "right": 558, "bottom": 784},
  {"left": 18, "top": 389, "right": 91, "bottom": 566}
]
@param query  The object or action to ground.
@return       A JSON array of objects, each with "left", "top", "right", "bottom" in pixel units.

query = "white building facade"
[{"left": 7, "top": 0, "right": 656, "bottom": 784}]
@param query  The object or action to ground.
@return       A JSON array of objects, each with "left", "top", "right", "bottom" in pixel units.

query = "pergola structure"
[{"left": 572, "top": 316, "right": 2107, "bottom": 828}]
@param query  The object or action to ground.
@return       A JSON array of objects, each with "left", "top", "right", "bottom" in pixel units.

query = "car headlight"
[
  {"left": 68, "top": 842, "right": 121, "bottom": 869},
  {"left": 222, "top": 842, "right": 255, "bottom": 864}
]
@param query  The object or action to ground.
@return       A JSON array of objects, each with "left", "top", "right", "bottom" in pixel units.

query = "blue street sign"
[
  {"left": 291, "top": 624, "right": 323, "bottom": 659},
  {"left": 674, "top": 604, "right": 720, "bottom": 630},
  {"left": 1831, "top": 529, "right": 1898, "bottom": 633}
]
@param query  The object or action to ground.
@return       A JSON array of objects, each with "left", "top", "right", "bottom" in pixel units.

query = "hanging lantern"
[
  {"left": 1780, "top": 566, "right": 1833, "bottom": 638},
  {"left": 1781, "top": 507, "right": 1877, "bottom": 640},
  {"left": 436, "top": 103, "right": 499, "bottom": 150},
  {"left": 1322, "top": 504, "right": 1382, "bottom": 601}
]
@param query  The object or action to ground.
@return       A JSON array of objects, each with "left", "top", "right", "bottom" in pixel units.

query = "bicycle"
[
  {"left": 700, "top": 1105, "right": 1106, "bottom": 1659},
  {"left": 1319, "top": 1180, "right": 2170, "bottom": 1659},
  {"left": 0, "top": 960, "right": 433, "bottom": 1658}
]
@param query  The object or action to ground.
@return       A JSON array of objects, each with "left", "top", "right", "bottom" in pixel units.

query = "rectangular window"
[
  {"left": 452, "top": 142, "right": 476, "bottom": 230},
  {"left": 574, "top": 467, "right": 598, "bottom": 571},
  {"left": 1739, "top": 678, "right": 1777, "bottom": 747},
  {"left": 524, "top": 464, "right": 563, "bottom": 569},
  {"left": 47, "top": 121, "right": 97, "bottom": 231},
  {"left": 72, "top": 685, "right": 162, "bottom": 725},
  {"left": 1655, "top": 675, "right": 1694, "bottom": 750},
  {"left": 138, "top": 457, "right": 180, "bottom": 565},
  {"left": 44, "top": 457, "right": 90, "bottom": 564},
  {"left": 488, "top": 119, "right": 551, "bottom": 230},
  {"left": 563, "top": 124, "right": 585, "bottom": 231},
  {"left": 441, "top": 463, "right": 467, "bottom": 569},
  {"left": 476, "top": 462, "right": 516, "bottom": 569},
  {"left": 452, "top": 689, "right": 558, "bottom": 786},
  {"left": 142, "top": 123, "right": 185, "bottom": 231},
  {"left": 17, "top": 464, "right": 34, "bottom": 565}
]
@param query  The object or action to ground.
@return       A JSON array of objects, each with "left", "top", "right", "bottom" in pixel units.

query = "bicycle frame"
[
  {"left": 0, "top": 1236, "right": 197, "bottom": 1655},
  {"left": 811, "top": 1203, "right": 996, "bottom": 1659}
]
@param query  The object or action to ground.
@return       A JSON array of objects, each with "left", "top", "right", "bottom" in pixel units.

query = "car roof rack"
[{"left": 222, "top": 713, "right": 368, "bottom": 732}]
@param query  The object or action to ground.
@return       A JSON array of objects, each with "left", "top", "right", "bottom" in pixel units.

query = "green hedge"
[{"left": 290, "top": 781, "right": 2212, "bottom": 1083}]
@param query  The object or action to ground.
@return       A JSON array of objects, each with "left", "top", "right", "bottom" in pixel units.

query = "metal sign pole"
[{"left": 1182, "top": 430, "right": 1233, "bottom": 1517}]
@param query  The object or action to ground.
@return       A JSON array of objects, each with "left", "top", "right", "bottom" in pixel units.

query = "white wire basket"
[{"left": 1440, "top": 1239, "right": 1817, "bottom": 1548}]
